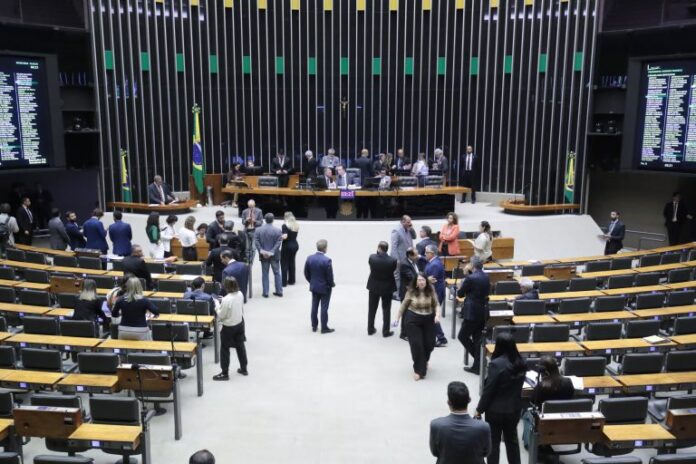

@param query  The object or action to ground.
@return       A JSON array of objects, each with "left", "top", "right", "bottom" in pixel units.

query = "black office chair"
[
  {"left": 615, "top": 352, "right": 664, "bottom": 375},
  {"left": 512, "top": 300, "right": 546, "bottom": 316},
  {"left": 18, "top": 289, "right": 51, "bottom": 307},
  {"left": 532, "top": 324, "right": 570, "bottom": 343},
  {"left": 30, "top": 394, "right": 90, "bottom": 456},
  {"left": 157, "top": 279, "right": 188, "bottom": 293},
  {"left": 24, "top": 252, "right": 47, "bottom": 265},
  {"left": 635, "top": 272, "right": 661, "bottom": 287},
  {"left": 149, "top": 297, "right": 173, "bottom": 314},
  {"left": 649, "top": 454, "right": 696, "bottom": 464},
  {"left": 606, "top": 275, "right": 635, "bottom": 289},
  {"left": 538, "top": 280, "right": 568, "bottom": 293},
  {"left": 0, "top": 392, "right": 15, "bottom": 418},
  {"left": 494, "top": 281, "right": 520, "bottom": 295},
  {"left": 666, "top": 290, "right": 695, "bottom": 307},
  {"left": 0, "top": 453, "right": 22, "bottom": 464},
  {"left": 88, "top": 397, "right": 145, "bottom": 464},
  {"left": 91, "top": 275, "right": 115, "bottom": 289},
  {"left": 34, "top": 456, "right": 94, "bottom": 464},
  {"left": 145, "top": 262, "right": 166, "bottom": 274},
  {"left": 673, "top": 317, "right": 696, "bottom": 335},
  {"left": 59, "top": 320, "right": 98, "bottom": 338},
  {"left": 639, "top": 254, "right": 661, "bottom": 267},
  {"left": 52, "top": 255, "right": 79, "bottom": 268},
  {"left": 0, "top": 267, "right": 16, "bottom": 281},
  {"left": 664, "top": 350, "right": 696, "bottom": 372},
  {"left": 610, "top": 258, "right": 633, "bottom": 270},
  {"left": 586, "top": 261, "right": 611, "bottom": 272},
  {"left": 175, "top": 299, "right": 210, "bottom": 316},
  {"left": 660, "top": 253, "right": 682, "bottom": 265},
  {"left": 55, "top": 293, "right": 78, "bottom": 309},
  {"left": 624, "top": 319, "right": 660, "bottom": 338},
  {"left": 563, "top": 357, "right": 606, "bottom": 377},
  {"left": 594, "top": 296, "right": 626, "bottom": 312},
  {"left": 521, "top": 264, "right": 545, "bottom": 276},
  {"left": 635, "top": 293, "right": 665, "bottom": 309},
  {"left": 0, "top": 288, "right": 15, "bottom": 303},
  {"left": 0, "top": 346, "right": 17, "bottom": 369},
  {"left": 22, "top": 316, "right": 59, "bottom": 335},
  {"left": 557, "top": 298, "right": 591, "bottom": 314},
  {"left": 20, "top": 348, "right": 62, "bottom": 372},
  {"left": 648, "top": 394, "right": 696, "bottom": 423},
  {"left": 584, "top": 322, "right": 622, "bottom": 341},
  {"left": 77, "top": 256, "right": 101, "bottom": 270},
  {"left": 175, "top": 263, "right": 204, "bottom": 274},
  {"left": 77, "top": 352, "right": 119, "bottom": 375},
  {"left": 582, "top": 458, "right": 642, "bottom": 464},
  {"left": 491, "top": 325, "right": 530, "bottom": 344},
  {"left": 0, "top": 317, "right": 7, "bottom": 333},
  {"left": 569, "top": 278, "right": 597, "bottom": 291},
  {"left": 5, "top": 249, "right": 25, "bottom": 262},
  {"left": 23, "top": 269, "right": 49, "bottom": 284},
  {"left": 125, "top": 353, "right": 175, "bottom": 415},
  {"left": 203, "top": 281, "right": 220, "bottom": 295},
  {"left": 667, "top": 268, "right": 692, "bottom": 283},
  {"left": 111, "top": 260, "right": 124, "bottom": 271},
  {"left": 588, "top": 396, "right": 649, "bottom": 457}
]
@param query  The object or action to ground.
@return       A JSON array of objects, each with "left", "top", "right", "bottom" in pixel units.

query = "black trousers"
[
  {"left": 457, "top": 318, "right": 485, "bottom": 368},
  {"left": 220, "top": 321, "right": 247, "bottom": 375},
  {"left": 460, "top": 171, "right": 477, "bottom": 202},
  {"left": 368, "top": 291, "right": 392, "bottom": 335},
  {"left": 485, "top": 411, "right": 521, "bottom": 464},
  {"left": 666, "top": 223, "right": 683, "bottom": 246},
  {"left": 604, "top": 239, "right": 622, "bottom": 255},
  {"left": 281, "top": 244, "right": 298, "bottom": 286},
  {"left": 183, "top": 246, "right": 197, "bottom": 261},
  {"left": 311, "top": 291, "right": 331, "bottom": 330},
  {"left": 405, "top": 311, "right": 435, "bottom": 377}
]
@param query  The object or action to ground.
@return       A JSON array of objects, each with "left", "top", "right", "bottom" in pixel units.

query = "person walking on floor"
[
  {"left": 304, "top": 239, "right": 335, "bottom": 334},
  {"left": 457, "top": 256, "right": 490, "bottom": 374},
  {"left": 390, "top": 215, "right": 416, "bottom": 300},
  {"left": 424, "top": 245, "right": 449, "bottom": 347},
  {"left": 254, "top": 213, "right": 283, "bottom": 298},
  {"left": 213, "top": 276, "right": 248, "bottom": 381},
  {"left": 281, "top": 212, "right": 300, "bottom": 287},
  {"left": 394, "top": 273, "right": 440, "bottom": 380},
  {"left": 366, "top": 241, "right": 397, "bottom": 337}
]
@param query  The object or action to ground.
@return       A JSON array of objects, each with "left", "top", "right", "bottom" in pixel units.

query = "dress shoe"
[
  {"left": 262, "top": 294, "right": 269, "bottom": 298},
  {"left": 464, "top": 366, "right": 480, "bottom": 375},
  {"left": 212, "top": 373, "right": 229, "bottom": 381},
  {"left": 435, "top": 339, "right": 448, "bottom": 348},
  {"left": 383, "top": 331, "right": 394, "bottom": 338},
  {"left": 312, "top": 327, "right": 318, "bottom": 332},
  {"left": 320, "top": 328, "right": 335, "bottom": 334},
  {"left": 273, "top": 292, "right": 283, "bottom": 297},
  {"left": 368, "top": 328, "right": 377, "bottom": 336},
  {"left": 400, "top": 334, "right": 408, "bottom": 341},
  {"left": 237, "top": 368, "right": 248, "bottom": 376}
]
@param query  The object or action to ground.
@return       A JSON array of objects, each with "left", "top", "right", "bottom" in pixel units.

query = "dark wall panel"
[{"left": 91, "top": 0, "right": 597, "bottom": 205}]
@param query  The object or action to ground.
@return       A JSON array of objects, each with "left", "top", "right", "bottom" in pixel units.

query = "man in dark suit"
[
  {"left": 65, "top": 211, "right": 86, "bottom": 250},
  {"left": 515, "top": 278, "right": 538, "bottom": 301},
  {"left": 48, "top": 208, "right": 70, "bottom": 250},
  {"left": 457, "top": 256, "right": 491, "bottom": 374},
  {"left": 335, "top": 165, "right": 357, "bottom": 188},
  {"left": 459, "top": 145, "right": 479, "bottom": 203},
  {"left": 366, "top": 241, "right": 397, "bottom": 337},
  {"left": 206, "top": 210, "right": 226, "bottom": 249},
  {"left": 121, "top": 244, "right": 153, "bottom": 290},
  {"left": 15, "top": 196, "right": 34, "bottom": 245},
  {"left": 221, "top": 249, "right": 249, "bottom": 302},
  {"left": 603, "top": 210, "right": 625, "bottom": 255},
  {"left": 82, "top": 208, "right": 108, "bottom": 254},
  {"left": 241, "top": 200, "right": 263, "bottom": 262},
  {"left": 206, "top": 233, "right": 234, "bottom": 283},
  {"left": 416, "top": 225, "right": 438, "bottom": 257},
  {"left": 108, "top": 211, "right": 133, "bottom": 257},
  {"left": 304, "top": 239, "right": 335, "bottom": 334},
  {"left": 430, "top": 381, "right": 491, "bottom": 464},
  {"left": 354, "top": 149, "right": 374, "bottom": 181},
  {"left": 663, "top": 192, "right": 692, "bottom": 246},
  {"left": 148, "top": 175, "right": 175, "bottom": 205},
  {"left": 303, "top": 150, "right": 318, "bottom": 180},
  {"left": 399, "top": 248, "right": 421, "bottom": 300},
  {"left": 271, "top": 150, "right": 292, "bottom": 188},
  {"left": 424, "top": 245, "right": 449, "bottom": 347}
]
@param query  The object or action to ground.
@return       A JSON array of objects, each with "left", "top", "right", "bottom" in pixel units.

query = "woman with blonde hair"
[
  {"left": 281, "top": 212, "right": 300, "bottom": 286},
  {"left": 178, "top": 215, "right": 198, "bottom": 261},
  {"left": 438, "top": 212, "right": 461, "bottom": 257},
  {"left": 72, "top": 279, "right": 110, "bottom": 332},
  {"left": 471, "top": 220, "right": 493, "bottom": 262},
  {"left": 112, "top": 277, "right": 159, "bottom": 340}
]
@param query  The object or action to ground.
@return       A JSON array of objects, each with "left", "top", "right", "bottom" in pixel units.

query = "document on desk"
[
  {"left": 568, "top": 376, "right": 584, "bottom": 390},
  {"left": 525, "top": 370, "right": 539, "bottom": 387},
  {"left": 643, "top": 335, "right": 670, "bottom": 344}
]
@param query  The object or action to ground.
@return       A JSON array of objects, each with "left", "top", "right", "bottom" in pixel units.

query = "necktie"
[
  {"left": 25, "top": 207, "right": 32, "bottom": 224},
  {"left": 158, "top": 185, "right": 165, "bottom": 202},
  {"left": 673, "top": 202, "right": 678, "bottom": 222},
  {"left": 467, "top": 154, "right": 472, "bottom": 171}
]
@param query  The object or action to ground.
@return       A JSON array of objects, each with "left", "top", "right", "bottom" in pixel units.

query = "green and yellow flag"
[
  {"left": 120, "top": 149, "right": 132, "bottom": 202},
  {"left": 192, "top": 103, "right": 205, "bottom": 194},
  {"left": 564, "top": 151, "right": 576, "bottom": 204}
]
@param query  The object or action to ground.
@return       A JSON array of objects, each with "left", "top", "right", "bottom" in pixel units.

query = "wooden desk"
[
  {"left": 0, "top": 279, "right": 18, "bottom": 288},
  {"left": 664, "top": 281, "right": 696, "bottom": 290},
  {"left": 539, "top": 290, "right": 606, "bottom": 300},
  {"left": 14, "top": 244, "right": 75, "bottom": 257},
  {"left": 552, "top": 310, "right": 636, "bottom": 326},
  {"left": 635, "top": 263, "right": 686, "bottom": 273},
  {"left": 6, "top": 281, "right": 51, "bottom": 291},
  {"left": 0, "top": 260, "right": 50, "bottom": 270},
  {"left": 602, "top": 285, "right": 668, "bottom": 296},
  {"left": 512, "top": 315, "right": 556, "bottom": 325},
  {"left": 0, "top": 302, "right": 50, "bottom": 316},
  {"left": 497, "top": 259, "right": 561, "bottom": 267},
  {"left": 556, "top": 255, "right": 609, "bottom": 264},
  {"left": 615, "top": 372, "right": 696, "bottom": 393},
  {"left": 47, "top": 266, "right": 107, "bottom": 276},
  {"left": 514, "top": 275, "right": 549, "bottom": 282},
  {"left": 580, "top": 337, "right": 676, "bottom": 355},
  {"left": 500, "top": 200, "right": 581, "bottom": 214},
  {"left": 580, "top": 376, "right": 623, "bottom": 394},
  {"left": 152, "top": 314, "right": 215, "bottom": 328},
  {"left": 669, "top": 333, "right": 696, "bottom": 349},
  {"left": 632, "top": 304, "right": 696, "bottom": 320},
  {"left": 5, "top": 334, "right": 103, "bottom": 351},
  {"left": 601, "top": 424, "right": 675, "bottom": 448},
  {"left": 57, "top": 373, "right": 120, "bottom": 394},
  {"left": 167, "top": 274, "right": 212, "bottom": 282},
  {"left": 68, "top": 423, "right": 141, "bottom": 450},
  {"left": 652, "top": 242, "right": 696, "bottom": 253},
  {"left": 45, "top": 308, "right": 75, "bottom": 318},
  {"left": 96, "top": 339, "right": 197, "bottom": 357},
  {"left": 486, "top": 341, "right": 584, "bottom": 357},
  {"left": 0, "top": 370, "right": 65, "bottom": 390},
  {"left": 579, "top": 269, "right": 637, "bottom": 279},
  {"left": 148, "top": 291, "right": 185, "bottom": 299},
  {"left": 0, "top": 418, "right": 12, "bottom": 442},
  {"left": 0, "top": 333, "right": 14, "bottom": 343}
]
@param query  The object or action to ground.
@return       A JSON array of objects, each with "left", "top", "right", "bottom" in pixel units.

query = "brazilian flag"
[
  {"left": 120, "top": 149, "right": 132, "bottom": 202},
  {"left": 564, "top": 151, "right": 576, "bottom": 204},
  {"left": 192, "top": 103, "right": 205, "bottom": 194}
]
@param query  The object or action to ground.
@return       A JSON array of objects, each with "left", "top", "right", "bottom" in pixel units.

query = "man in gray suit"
[
  {"left": 48, "top": 208, "right": 70, "bottom": 250},
  {"left": 390, "top": 215, "right": 416, "bottom": 299},
  {"left": 254, "top": 213, "right": 283, "bottom": 298},
  {"left": 241, "top": 199, "right": 263, "bottom": 264},
  {"left": 430, "top": 381, "right": 491, "bottom": 464}
]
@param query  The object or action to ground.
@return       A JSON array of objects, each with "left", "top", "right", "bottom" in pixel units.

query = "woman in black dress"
[{"left": 280, "top": 212, "right": 300, "bottom": 286}]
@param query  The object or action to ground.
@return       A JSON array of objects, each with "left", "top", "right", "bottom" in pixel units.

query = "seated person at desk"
[
  {"left": 148, "top": 175, "right": 176, "bottom": 205},
  {"left": 316, "top": 167, "right": 336, "bottom": 189},
  {"left": 335, "top": 165, "right": 358, "bottom": 188},
  {"left": 226, "top": 162, "right": 245, "bottom": 184},
  {"left": 516, "top": 278, "right": 538, "bottom": 301},
  {"left": 112, "top": 276, "right": 159, "bottom": 341},
  {"left": 121, "top": 244, "right": 154, "bottom": 290},
  {"left": 72, "top": 279, "right": 110, "bottom": 331},
  {"left": 184, "top": 276, "right": 217, "bottom": 339},
  {"left": 365, "top": 168, "right": 391, "bottom": 191},
  {"left": 373, "top": 153, "right": 387, "bottom": 174}
]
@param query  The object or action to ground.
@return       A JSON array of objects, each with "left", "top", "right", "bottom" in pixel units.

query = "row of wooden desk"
[{"left": 13, "top": 244, "right": 204, "bottom": 265}]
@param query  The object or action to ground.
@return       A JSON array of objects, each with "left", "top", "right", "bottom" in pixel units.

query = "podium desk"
[
  {"left": 56, "top": 373, "right": 120, "bottom": 394},
  {"left": 5, "top": 333, "right": 103, "bottom": 352},
  {"left": 96, "top": 339, "right": 203, "bottom": 397},
  {"left": 601, "top": 424, "right": 676, "bottom": 450},
  {"left": 615, "top": 372, "right": 696, "bottom": 393},
  {"left": 665, "top": 408, "right": 696, "bottom": 439},
  {"left": 0, "top": 303, "right": 50, "bottom": 316},
  {"left": 528, "top": 412, "right": 605, "bottom": 464},
  {"left": 552, "top": 310, "right": 636, "bottom": 328},
  {"left": 632, "top": 304, "right": 696, "bottom": 321},
  {"left": 580, "top": 337, "right": 676, "bottom": 356}
]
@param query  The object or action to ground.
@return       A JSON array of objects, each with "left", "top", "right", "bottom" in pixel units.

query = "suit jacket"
[
  {"left": 457, "top": 269, "right": 490, "bottom": 321},
  {"left": 65, "top": 221, "right": 86, "bottom": 250},
  {"left": 121, "top": 255, "right": 153, "bottom": 290},
  {"left": 148, "top": 182, "right": 174, "bottom": 204},
  {"left": 241, "top": 208, "right": 263, "bottom": 231},
  {"left": 315, "top": 175, "right": 334, "bottom": 189},
  {"left": 459, "top": 152, "right": 480, "bottom": 176},
  {"left": 477, "top": 356, "right": 525, "bottom": 415},
  {"left": 390, "top": 225, "right": 416, "bottom": 263},
  {"left": 663, "top": 201, "right": 689, "bottom": 227},
  {"left": 425, "top": 257, "right": 446, "bottom": 303},
  {"left": 108, "top": 220, "right": 133, "bottom": 257},
  {"left": 271, "top": 156, "right": 292, "bottom": 173},
  {"left": 206, "top": 245, "right": 233, "bottom": 282},
  {"left": 48, "top": 217, "right": 70, "bottom": 250},
  {"left": 516, "top": 289, "right": 539, "bottom": 301},
  {"left": 15, "top": 206, "right": 34, "bottom": 236},
  {"left": 430, "top": 413, "right": 491, "bottom": 464},
  {"left": 206, "top": 221, "right": 225, "bottom": 248},
  {"left": 431, "top": 155, "right": 449, "bottom": 174},
  {"left": 304, "top": 252, "right": 334, "bottom": 295},
  {"left": 353, "top": 157, "right": 373, "bottom": 180},
  {"left": 607, "top": 220, "right": 625, "bottom": 242},
  {"left": 303, "top": 158, "right": 318, "bottom": 178},
  {"left": 254, "top": 223, "right": 283, "bottom": 260},
  {"left": 366, "top": 252, "right": 397, "bottom": 295},
  {"left": 82, "top": 217, "right": 108, "bottom": 253},
  {"left": 335, "top": 173, "right": 357, "bottom": 188},
  {"left": 222, "top": 260, "right": 249, "bottom": 302},
  {"left": 416, "top": 237, "right": 438, "bottom": 257},
  {"left": 399, "top": 258, "right": 420, "bottom": 300}
]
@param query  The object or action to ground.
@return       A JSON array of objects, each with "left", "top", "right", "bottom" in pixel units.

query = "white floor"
[{"left": 20, "top": 202, "right": 693, "bottom": 463}]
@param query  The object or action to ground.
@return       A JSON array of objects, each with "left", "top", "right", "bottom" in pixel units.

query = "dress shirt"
[
  {"left": 178, "top": 227, "right": 197, "bottom": 247},
  {"left": 466, "top": 153, "right": 473, "bottom": 171},
  {"left": 217, "top": 291, "right": 244, "bottom": 326},
  {"left": 673, "top": 202, "right": 678, "bottom": 222},
  {"left": 608, "top": 219, "right": 617, "bottom": 235}
]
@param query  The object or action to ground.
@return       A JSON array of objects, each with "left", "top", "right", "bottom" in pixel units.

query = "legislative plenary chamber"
[{"left": 2, "top": 1, "right": 696, "bottom": 463}]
